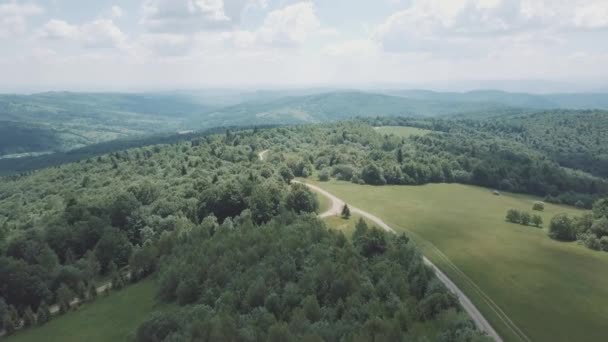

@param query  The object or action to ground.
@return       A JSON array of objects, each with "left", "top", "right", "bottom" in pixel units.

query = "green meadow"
[
  {"left": 374, "top": 126, "right": 432, "bottom": 138},
  {"left": 7, "top": 279, "right": 166, "bottom": 342},
  {"left": 311, "top": 180, "right": 608, "bottom": 342}
]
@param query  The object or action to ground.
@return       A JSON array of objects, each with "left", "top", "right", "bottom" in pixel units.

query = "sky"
[{"left": 1, "top": 0, "right": 608, "bottom": 92}]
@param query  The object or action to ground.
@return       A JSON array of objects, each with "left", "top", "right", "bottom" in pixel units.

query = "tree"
[
  {"left": 268, "top": 322, "right": 293, "bottom": 342},
  {"left": 36, "top": 301, "right": 51, "bottom": 325},
  {"left": 2, "top": 313, "right": 16, "bottom": 336},
  {"left": 531, "top": 214, "right": 543, "bottom": 228},
  {"left": 176, "top": 277, "right": 199, "bottom": 305},
  {"left": 318, "top": 169, "right": 330, "bottom": 182},
  {"left": 279, "top": 165, "right": 295, "bottom": 184},
  {"left": 82, "top": 250, "right": 101, "bottom": 280},
  {"left": 130, "top": 243, "right": 158, "bottom": 279},
  {"left": 548, "top": 214, "right": 576, "bottom": 241},
  {"left": 600, "top": 236, "right": 608, "bottom": 252},
  {"left": 302, "top": 295, "right": 321, "bottom": 322},
  {"left": 520, "top": 212, "right": 531, "bottom": 226},
  {"left": 73, "top": 279, "right": 86, "bottom": 298},
  {"left": 361, "top": 163, "right": 386, "bottom": 185},
  {"left": 88, "top": 282, "right": 98, "bottom": 300},
  {"left": 284, "top": 183, "right": 319, "bottom": 214},
  {"left": 0, "top": 297, "right": 7, "bottom": 331},
  {"left": 505, "top": 209, "right": 521, "bottom": 223},
  {"left": 341, "top": 204, "right": 351, "bottom": 219},
  {"left": 593, "top": 198, "right": 608, "bottom": 219},
  {"left": 247, "top": 182, "right": 284, "bottom": 224},
  {"left": 56, "top": 283, "right": 74, "bottom": 313},
  {"left": 353, "top": 218, "right": 369, "bottom": 244},
  {"left": 23, "top": 306, "right": 36, "bottom": 328},
  {"left": 135, "top": 312, "right": 180, "bottom": 342},
  {"left": 532, "top": 201, "right": 545, "bottom": 211},
  {"left": 591, "top": 217, "right": 608, "bottom": 238},
  {"left": 95, "top": 228, "right": 133, "bottom": 272}
]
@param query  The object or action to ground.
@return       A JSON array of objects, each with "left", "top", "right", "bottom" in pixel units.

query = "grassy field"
[
  {"left": 316, "top": 191, "right": 332, "bottom": 214},
  {"left": 308, "top": 180, "right": 608, "bottom": 342},
  {"left": 8, "top": 279, "right": 166, "bottom": 342},
  {"left": 323, "top": 214, "right": 367, "bottom": 238},
  {"left": 374, "top": 126, "right": 432, "bottom": 137}
]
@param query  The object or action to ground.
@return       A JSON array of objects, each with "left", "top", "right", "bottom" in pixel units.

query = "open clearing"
[
  {"left": 374, "top": 126, "right": 432, "bottom": 138},
  {"left": 7, "top": 279, "right": 166, "bottom": 342},
  {"left": 310, "top": 180, "right": 608, "bottom": 342}
]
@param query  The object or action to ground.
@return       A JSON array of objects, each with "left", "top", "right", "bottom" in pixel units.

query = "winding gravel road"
[{"left": 259, "top": 149, "right": 501, "bottom": 341}]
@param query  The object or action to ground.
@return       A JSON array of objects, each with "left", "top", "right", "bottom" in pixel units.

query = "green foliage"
[
  {"left": 284, "top": 183, "right": 319, "bottom": 214},
  {"left": 533, "top": 201, "right": 545, "bottom": 211},
  {"left": 505, "top": 209, "right": 521, "bottom": 223},
  {"left": 341, "top": 204, "right": 351, "bottom": 219},
  {"left": 143, "top": 214, "right": 479, "bottom": 341},
  {"left": 548, "top": 214, "right": 576, "bottom": 241},
  {"left": 531, "top": 214, "right": 543, "bottom": 228},
  {"left": 520, "top": 212, "right": 531, "bottom": 226}
]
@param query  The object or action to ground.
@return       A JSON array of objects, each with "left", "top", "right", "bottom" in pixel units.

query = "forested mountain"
[
  {"left": 0, "top": 90, "right": 520, "bottom": 158},
  {"left": 0, "top": 92, "right": 211, "bottom": 156},
  {"left": 460, "top": 110, "right": 608, "bottom": 179},
  {"left": 0, "top": 127, "right": 488, "bottom": 341},
  {"left": 201, "top": 91, "right": 520, "bottom": 125},
  {"left": 3, "top": 89, "right": 607, "bottom": 168},
  {"left": 384, "top": 90, "right": 608, "bottom": 110}
]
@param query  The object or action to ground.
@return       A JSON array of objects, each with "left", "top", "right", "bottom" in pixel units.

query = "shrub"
[
  {"left": 531, "top": 214, "right": 543, "bottom": 228},
  {"left": 548, "top": 214, "right": 576, "bottom": 241},
  {"left": 600, "top": 236, "right": 608, "bottom": 252},
  {"left": 582, "top": 234, "right": 601, "bottom": 251},
  {"left": 505, "top": 209, "right": 521, "bottom": 223},
  {"left": 318, "top": 169, "right": 330, "bottom": 182},
  {"left": 532, "top": 201, "right": 545, "bottom": 211},
  {"left": 520, "top": 212, "right": 531, "bottom": 226}
]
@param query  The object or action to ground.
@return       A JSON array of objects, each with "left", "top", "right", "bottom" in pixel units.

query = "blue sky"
[{"left": 1, "top": 0, "right": 607, "bottom": 92}]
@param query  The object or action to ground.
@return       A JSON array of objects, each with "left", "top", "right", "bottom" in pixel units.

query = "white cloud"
[
  {"left": 141, "top": 0, "right": 243, "bottom": 33},
  {"left": 40, "top": 19, "right": 128, "bottom": 50},
  {"left": 255, "top": 2, "right": 320, "bottom": 46},
  {"left": 373, "top": 0, "right": 608, "bottom": 55},
  {"left": 574, "top": 2, "right": 608, "bottom": 29},
  {"left": 0, "top": 1, "right": 43, "bottom": 38}
]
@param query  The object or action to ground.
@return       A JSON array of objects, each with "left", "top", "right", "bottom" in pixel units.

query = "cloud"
[
  {"left": 40, "top": 19, "right": 128, "bottom": 50},
  {"left": 574, "top": 1, "right": 608, "bottom": 29},
  {"left": 255, "top": 2, "right": 320, "bottom": 46},
  {"left": 0, "top": 1, "right": 43, "bottom": 38},
  {"left": 373, "top": 0, "right": 608, "bottom": 55},
  {"left": 141, "top": 0, "right": 249, "bottom": 33}
]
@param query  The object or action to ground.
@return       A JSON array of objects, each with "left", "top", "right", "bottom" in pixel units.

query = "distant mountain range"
[{"left": 1, "top": 89, "right": 608, "bottom": 158}]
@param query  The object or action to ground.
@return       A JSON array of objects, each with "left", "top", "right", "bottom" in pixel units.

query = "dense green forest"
[
  {"left": 462, "top": 110, "right": 608, "bottom": 178},
  {"left": 0, "top": 127, "right": 489, "bottom": 340},
  {"left": 363, "top": 115, "right": 608, "bottom": 207}
]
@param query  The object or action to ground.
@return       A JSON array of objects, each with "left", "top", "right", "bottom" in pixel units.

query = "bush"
[
  {"left": 548, "top": 214, "right": 576, "bottom": 241},
  {"left": 600, "top": 236, "right": 608, "bottom": 252},
  {"left": 505, "top": 209, "right": 521, "bottom": 223},
  {"left": 520, "top": 212, "right": 531, "bottom": 226},
  {"left": 361, "top": 163, "right": 386, "bottom": 185},
  {"left": 582, "top": 234, "right": 601, "bottom": 251},
  {"left": 531, "top": 214, "right": 543, "bottom": 227},
  {"left": 318, "top": 169, "right": 330, "bottom": 182},
  {"left": 532, "top": 201, "right": 545, "bottom": 211}
]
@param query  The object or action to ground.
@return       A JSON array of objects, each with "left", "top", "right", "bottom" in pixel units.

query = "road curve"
[{"left": 294, "top": 180, "right": 503, "bottom": 342}]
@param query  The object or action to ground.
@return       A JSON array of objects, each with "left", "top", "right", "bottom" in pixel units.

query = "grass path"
[{"left": 6, "top": 279, "right": 167, "bottom": 342}]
